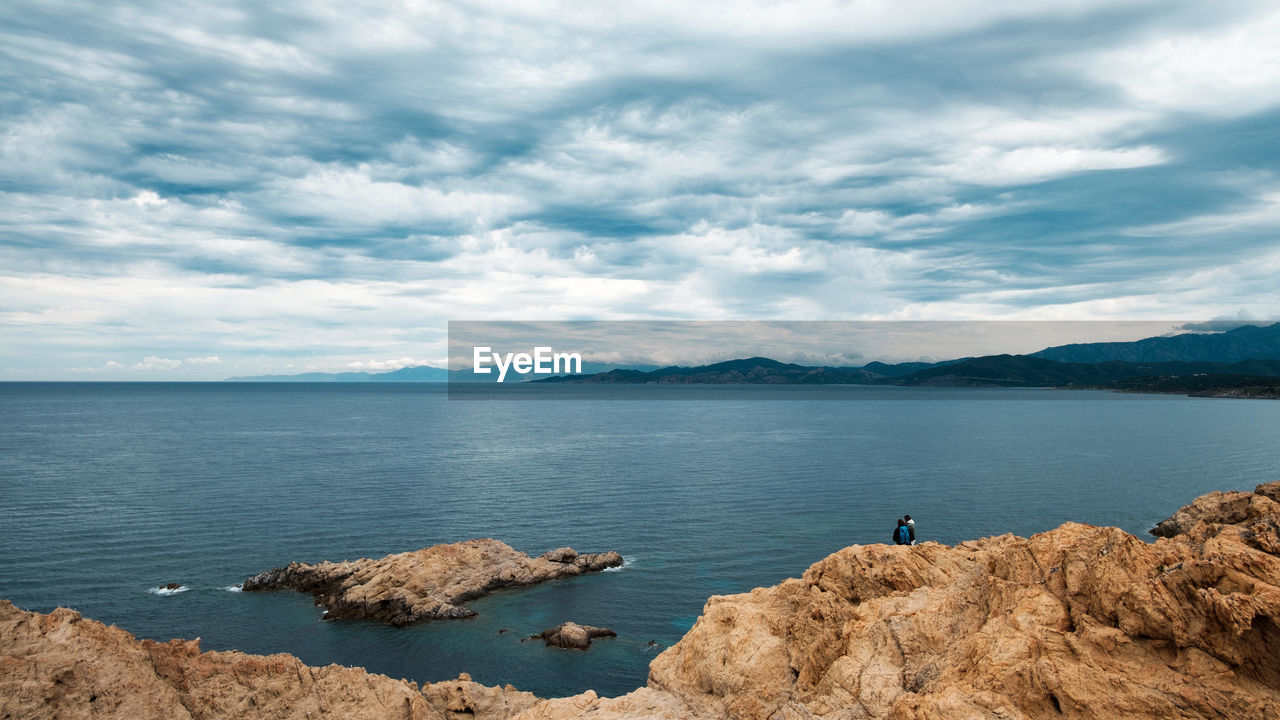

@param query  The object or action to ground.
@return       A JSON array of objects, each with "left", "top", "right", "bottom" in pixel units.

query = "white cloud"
[
  {"left": 1079, "top": 8, "right": 1280, "bottom": 116},
  {"left": 262, "top": 169, "right": 533, "bottom": 230},
  {"left": 345, "top": 357, "right": 431, "bottom": 370},
  {"left": 132, "top": 356, "right": 183, "bottom": 370},
  {"left": 3, "top": 0, "right": 1280, "bottom": 378},
  {"left": 931, "top": 145, "right": 1167, "bottom": 186}
]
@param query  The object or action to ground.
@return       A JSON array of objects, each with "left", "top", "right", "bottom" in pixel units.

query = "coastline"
[{"left": 5, "top": 482, "right": 1279, "bottom": 719}]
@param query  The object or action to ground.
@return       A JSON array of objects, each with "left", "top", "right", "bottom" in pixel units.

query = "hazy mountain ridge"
[
  {"left": 226, "top": 323, "right": 1280, "bottom": 385},
  {"left": 226, "top": 365, "right": 451, "bottom": 382},
  {"left": 536, "top": 357, "right": 886, "bottom": 384},
  {"left": 537, "top": 355, "right": 1280, "bottom": 388},
  {"left": 1033, "top": 322, "right": 1280, "bottom": 363},
  {"left": 894, "top": 355, "right": 1280, "bottom": 387}
]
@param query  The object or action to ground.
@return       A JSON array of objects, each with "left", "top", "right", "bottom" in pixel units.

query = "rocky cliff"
[
  {"left": 0, "top": 599, "right": 541, "bottom": 720},
  {"left": 647, "top": 480, "right": 1280, "bottom": 719},
  {"left": 241, "top": 539, "right": 623, "bottom": 625},
  {"left": 5, "top": 483, "right": 1280, "bottom": 719}
]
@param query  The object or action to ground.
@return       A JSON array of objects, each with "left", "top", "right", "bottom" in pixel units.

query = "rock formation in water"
[
  {"left": 537, "top": 622, "right": 617, "bottom": 650},
  {"left": 6, "top": 483, "right": 1280, "bottom": 719},
  {"left": 241, "top": 539, "right": 623, "bottom": 626}
]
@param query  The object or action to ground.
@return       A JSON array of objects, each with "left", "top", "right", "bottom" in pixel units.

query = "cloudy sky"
[{"left": 3, "top": 1, "right": 1279, "bottom": 378}]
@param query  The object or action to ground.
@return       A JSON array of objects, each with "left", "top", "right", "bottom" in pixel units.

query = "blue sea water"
[{"left": 1, "top": 382, "right": 1278, "bottom": 697}]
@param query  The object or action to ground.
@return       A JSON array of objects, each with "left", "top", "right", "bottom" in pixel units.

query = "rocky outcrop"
[
  {"left": 1150, "top": 484, "right": 1280, "bottom": 539},
  {"left": 0, "top": 599, "right": 540, "bottom": 720},
  {"left": 422, "top": 673, "right": 542, "bottom": 720},
  {"left": 537, "top": 622, "right": 617, "bottom": 650},
  {"left": 242, "top": 539, "right": 623, "bottom": 626},
  {"left": 0, "top": 599, "right": 699, "bottom": 720},
  {"left": 6, "top": 483, "right": 1280, "bottom": 720},
  {"left": 647, "top": 480, "right": 1280, "bottom": 719}
]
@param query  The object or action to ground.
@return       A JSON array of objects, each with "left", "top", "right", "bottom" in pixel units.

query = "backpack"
[{"left": 895, "top": 525, "right": 910, "bottom": 545}]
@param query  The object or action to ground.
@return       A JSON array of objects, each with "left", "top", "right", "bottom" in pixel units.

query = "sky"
[{"left": 2, "top": 1, "right": 1279, "bottom": 379}]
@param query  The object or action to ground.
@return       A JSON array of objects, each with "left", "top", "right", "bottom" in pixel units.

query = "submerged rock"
[
  {"left": 537, "top": 622, "right": 616, "bottom": 650},
  {"left": 241, "top": 539, "right": 622, "bottom": 626}
]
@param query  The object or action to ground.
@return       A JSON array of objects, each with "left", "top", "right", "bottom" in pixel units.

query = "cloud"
[
  {"left": 131, "top": 356, "right": 183, "bottom": 370},
  {"left": 346, "top": 357, "right": 432, "bottom": 371},
  {"left": 1078, "top": 7, "right": 1280, "bottom": 117},
  {"left": 2, "top": 0, "right": 1279, "bottom": 377}
]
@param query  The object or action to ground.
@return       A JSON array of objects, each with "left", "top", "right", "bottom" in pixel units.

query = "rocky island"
[
  {"left": 5, "top": 483, "right": 1280, "bottom": 719},
  {"left": 535, "top": 622, "right": 618, "bottom": 650},
  {"left": 241, "top": 539, "right": 623, "bottom": 626}
]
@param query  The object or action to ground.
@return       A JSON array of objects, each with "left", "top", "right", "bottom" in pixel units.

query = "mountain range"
[
  {"left": 226, "top": 365, "right": 452, "bottom": 382},
  {"left": 1032, "top": 322, "right": 1280, "bottom": 363},
  {"left": 227, "top": 322, "right": 1280, "bottom": 389},
  {"left": 535, "top": 354, "right": 1280, "bottom": 388}
]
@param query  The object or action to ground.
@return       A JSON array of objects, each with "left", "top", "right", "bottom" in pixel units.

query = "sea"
[{"left": 1, "top": 382, "right": 1277, "bottom": 697}]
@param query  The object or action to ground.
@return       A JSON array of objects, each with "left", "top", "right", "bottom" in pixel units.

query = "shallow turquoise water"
[{"left": 1, "top": 382, "right": 1277, "bottom": 696}]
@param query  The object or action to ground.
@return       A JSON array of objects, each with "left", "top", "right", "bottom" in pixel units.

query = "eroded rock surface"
[
  {"left": 0, "top": 600, "right": 695, "bottom": 720},
  {"left": 647, "top": 480, "right": 1280, "bottom": 719},
  {"left": 0, "top": 600, "right": 541, "bottom": 720},
  {"left": 537, "top": 622, "right": 617, "bottom": 650},
  {"left": 242, "top": 539, "right": 623, "bottom": 625},
  {"left": 6, "top": 484, "right": 1280, "bottom": 720}
]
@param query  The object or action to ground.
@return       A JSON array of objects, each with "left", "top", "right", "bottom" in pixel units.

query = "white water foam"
[
  {"left": 147, "top": 585, "right": 189, "bottom": 596},
  {"left": 603, "top": 556, "right": 635, "bottom": 572},
  {"left": 223, "top": 585, "right": 242, "bottom": 593}
]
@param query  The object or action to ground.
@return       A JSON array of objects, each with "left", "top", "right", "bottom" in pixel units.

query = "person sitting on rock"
[
  {"left": 904, "top": 514, "right": 916, "bottom": 545},
  {"left": 894, "top": 518, "right": 910, "bottom": 545}
]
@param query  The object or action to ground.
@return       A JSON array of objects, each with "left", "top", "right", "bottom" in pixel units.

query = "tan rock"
[
  {"left": 0, "top": 600, "right": 450, "bottom": 720},
  {"left": 7, "top": 484, "right": 1280, "bottom": 720},
  {"left": 422, "top": 674, "right": 541, "bottom": 720},
  {"left": 648, "top": 485, "right": 1280, "bottom": 720},
  {"left": 1150, "top": 486, "right": 1280, "bottom": 537},
  {"left": 242, "top": 538, "right": 623, "bottom": 626},
  {"left": 0, "top": 600, "right": 681, "bottom": 720},
  {"left": 537, "top": 622, "right": 617, "bottom": 650}
]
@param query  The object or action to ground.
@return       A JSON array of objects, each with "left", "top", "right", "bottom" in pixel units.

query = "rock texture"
[
  {"left": 6, "top": 484, "right": 1280, "bottom": 720},
  {"left": 537, "top": 622, "right": 617, "bottom": 650},
  {"left": 647, "top": 480, "right": 1280, "bottom": 719},
  {"left": 242, "top": 539, "right": 623, "bottom": 626},
  {"left": 0, "top": 599, "right": 541, "bottom": 720}
]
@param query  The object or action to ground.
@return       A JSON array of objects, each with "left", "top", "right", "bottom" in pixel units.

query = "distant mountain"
[
  {"left": 895, "top": 355, "right": 1280, "bottom": 387},
  {"left": 532, "top": 353, "right": 1280, "bottom": 389},
  {"left": 1033, "top": 322, "right": 1280, "bottom": 363},
  {"left": 1107, "top": 374, "right": 1280, "bottom": 398},
  {"left": 371, "top": 366, "right": 452, "bottom": 382},
  {"left": 861, "top": 359, "right": 963, "bottom": 377},
  {"left": 227, "top": 362, "right": 660, "bottom": 383},
  {"left": 536, "top": 357, "right": 880, "bottom": 384},
  {"left": 226, "top": 323, "right": 1280, "bottom": 387},
  {"left": 227, "top": 365, "right": 450, "bottom": 382}
]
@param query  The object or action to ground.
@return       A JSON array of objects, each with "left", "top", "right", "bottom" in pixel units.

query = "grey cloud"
[{"left": 3, "top": 0, "right": 1280, "bottom": 376}]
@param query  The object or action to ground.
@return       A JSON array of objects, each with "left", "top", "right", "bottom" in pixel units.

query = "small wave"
[
  {"left": 223, "top": 585, "right": 242, "bottom": 593},
  {"left": 603, "top": 555, "right": 635, "bottom": 572},
  {"left": 148, "top": 585, "right": 189, "bottom": 596}
]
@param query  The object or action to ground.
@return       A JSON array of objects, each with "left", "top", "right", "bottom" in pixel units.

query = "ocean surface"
[{"left": 1, "top": 382, "right": 1278, "bottom": 697}]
